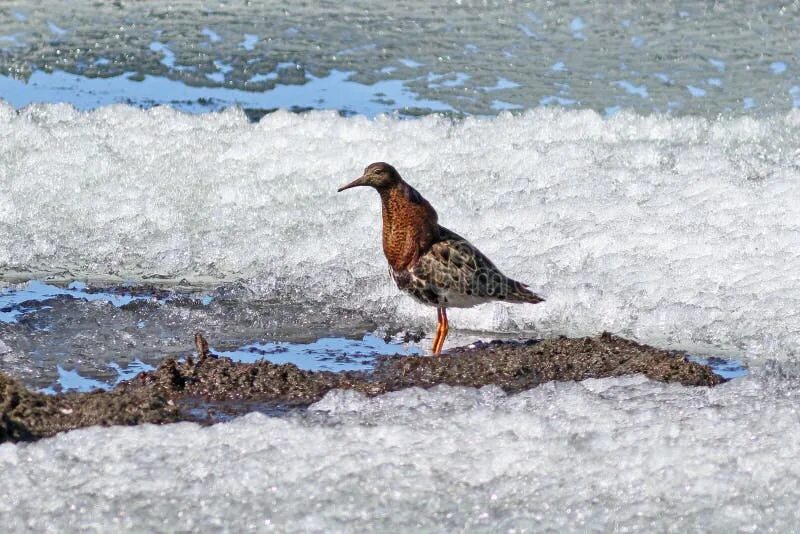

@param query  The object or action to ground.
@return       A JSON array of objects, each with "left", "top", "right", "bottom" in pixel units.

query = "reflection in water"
[
  {"left": 217, "top": 334, "right": 421, "bottom": 372},
  {"left": 0, "top": 69, "right": 455, "bottom": 118},
  {"left": 39, "top": 359, "right": 155, "bottom": 394},
  {"left": 0, "top": 281, "right": 746, "bottom": 393},
  {"left": 0, "top": 280, "right": 160, "bottom": 322},
  {"left": 34, "top": 333, "right": 745, "bottom": 394},
  {"left": 1, "top": 2, "right": 799, "bottom": 116},
  {"left": 686, "top": 356, "right": 747, "bottom": 380}
]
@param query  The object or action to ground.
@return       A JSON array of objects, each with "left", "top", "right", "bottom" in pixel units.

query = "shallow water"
[
  {"left": 0, "top": 279, "right": 390, "bottom": 389},
  {"left": 2, "top": 1, "right": 800, "bottom": 116},
  {"left": 0, "top": 279, "right": 745, "bottom": 393}
]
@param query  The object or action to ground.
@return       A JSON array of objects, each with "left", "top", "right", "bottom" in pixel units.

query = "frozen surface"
[
  {"left": 2, "top": 1, "right": 800, "bottom": 116},
  {"left": 2, "top": 3, "right": 798, "bottom": 528},
  {"left": 0, "top": 278, "right": 381, "bottom": 390},
  {"left": 1, "top": 104, "right": 799, "bottom": 367},
  {"left": 2, "top": 376, "right": 800, "bottom": 531}
]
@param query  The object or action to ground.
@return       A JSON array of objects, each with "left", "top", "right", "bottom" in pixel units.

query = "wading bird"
[{"left": 338, "top": 162, "right": 544, "bottom": 354}]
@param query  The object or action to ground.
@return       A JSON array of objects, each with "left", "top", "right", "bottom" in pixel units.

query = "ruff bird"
[{"left": 338, "top": 162, "right": 544, "bottom": 354}]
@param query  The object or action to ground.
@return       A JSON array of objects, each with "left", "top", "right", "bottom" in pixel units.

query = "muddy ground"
[{"left": 1, "top": 333, "right": 723, "bottom": 443}]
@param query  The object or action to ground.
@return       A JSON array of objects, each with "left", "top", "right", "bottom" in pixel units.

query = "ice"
[
  {"left": 1, "top": 104, "right": 799, "bottom": 363},
  {"left": 1, "top": 377, "right": 800, "bottom": 531},
  {"left": 3, "top": 2, "right": 800, "bottom": 116},
  {"left": 0, "top": 280, "right": 379, "bottom": 389}
]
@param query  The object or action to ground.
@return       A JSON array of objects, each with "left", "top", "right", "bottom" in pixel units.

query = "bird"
[{"left": 337, "top": 162, "right": 544, "bottom": 355}]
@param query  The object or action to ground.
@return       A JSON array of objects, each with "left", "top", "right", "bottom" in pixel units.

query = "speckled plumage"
[
  {"left": 339, "top": 162, "right": 544, "bottom": 354},
  {"left": 393, "top": 225, "right": 544, "bottom": 309}
]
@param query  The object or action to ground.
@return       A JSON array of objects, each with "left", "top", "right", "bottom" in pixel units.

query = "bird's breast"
[
  {"left": 379, "top": 186, "right": 438, "bottom": 271},
  {"left": 382, "top": 225, "right": 421, "bottom": 271}
]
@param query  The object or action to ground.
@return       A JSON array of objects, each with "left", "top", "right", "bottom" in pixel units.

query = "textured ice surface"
[
  {"left": 1, "top": 104, "right": 798, "bottom": 364},
  {"left": 2, "top": 376, "right": 800, "bottom": 531},
  {"left": 2, "top": 1, "right": 800, "bottom": 116}
]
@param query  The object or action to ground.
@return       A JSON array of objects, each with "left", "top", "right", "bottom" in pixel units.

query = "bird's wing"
[{"left": 411, "top": 226, "right": 544, "bottom": 303}]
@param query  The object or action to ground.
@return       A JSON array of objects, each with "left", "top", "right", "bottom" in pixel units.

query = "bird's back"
[{"left": 409, "top": 225, "right": 544, "bottom": 307}]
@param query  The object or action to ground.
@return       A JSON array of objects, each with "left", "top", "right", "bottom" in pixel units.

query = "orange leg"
[
  {"left": 432, "top": 307, "right": 449, "bottom": 355},
  {"left": 431, "top": 307, "right": 443, "bottom": 355}
]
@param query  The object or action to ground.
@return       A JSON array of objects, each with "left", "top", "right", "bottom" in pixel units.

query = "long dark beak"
[{"left": 337, "top": 175, "right": 369, "bottom": 192}]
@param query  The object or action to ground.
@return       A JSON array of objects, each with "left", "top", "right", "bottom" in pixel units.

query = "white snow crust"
[
  {"left": 1, "top": 376, "right": 799, "bottom": 532},
  {"left": 1, "top": 102, "right": 799, "bottom": 361}
]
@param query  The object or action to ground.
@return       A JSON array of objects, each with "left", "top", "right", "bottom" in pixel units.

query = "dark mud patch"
[
  {"left": 1, "top": 333, "right": 723, "bottom": 443},
  {"left": 0, "top": 373, "right": 180, "bottom": 443},
  {"left": 373, "top": 334, "right": 724, "bottom": 391}
]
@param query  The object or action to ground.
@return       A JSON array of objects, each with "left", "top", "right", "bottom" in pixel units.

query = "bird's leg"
[
  {"left": 439, "top": 307, "right": 449, "bottom": 354},
  {"left": 433, "top": 307, "right": 449, "bottom": 355},
  {"left": 431, "top": 307, "right": 443, "bottom": 355}
]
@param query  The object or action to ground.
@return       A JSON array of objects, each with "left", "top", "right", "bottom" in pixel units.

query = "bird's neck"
[{"left": 378, "top": 182, "right": 438, "bottom": 271}]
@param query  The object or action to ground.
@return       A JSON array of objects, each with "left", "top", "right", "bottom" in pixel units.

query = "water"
[
  {"left": 2, "top": 2, "right": 800, "bottom": 117},
  {"left": 0, "top": 278, "right": 744, "bottom": 393},
  {"left": 1, "top": 1, "right": 799, "bottom": 530},
  {"left": 0, "top": 278, "right": 388, "bottom": 389}
]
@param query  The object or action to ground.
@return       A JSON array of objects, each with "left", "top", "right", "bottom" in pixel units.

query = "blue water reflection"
[
  {"left": 0, "top": 280, "right": 214, "bottom": 324},
  {"left": 39, "top": 358, "right": 155, "bottom": 394},
  {"left": 217, "top": 334, "right": 421, "bottom": 372},
  {"left": 0, "top": 68, "right": 455, "bottom": 117},
  {"left": 0, "top": 281, "right": 148, "bottom": 323}
]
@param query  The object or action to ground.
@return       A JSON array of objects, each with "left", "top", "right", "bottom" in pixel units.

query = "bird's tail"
[{"left": 507, "top": 281, "right": 545, "bottom": 304}]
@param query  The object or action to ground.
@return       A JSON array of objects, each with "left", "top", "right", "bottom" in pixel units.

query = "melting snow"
[
  {"left": 2, "top": 378, "right": 800, "bottom": 530},
  {"left": 0, "top": 103, "right": 799, "bottom": 362}
]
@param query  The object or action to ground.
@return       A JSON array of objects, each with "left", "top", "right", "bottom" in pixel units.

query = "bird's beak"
[{"left": 337, "top": 175, "right": 369, "bottom": 192}]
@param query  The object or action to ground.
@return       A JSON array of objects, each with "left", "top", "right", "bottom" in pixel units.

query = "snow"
[
  {"left": 1, "top": 102, "right": 800, "bottom": 530},
  {"left": 1, "top": 103, "right": 799, "bottom": 362},
  {"left": 1, "top": 376, "right": 800, "bottom": 531}
]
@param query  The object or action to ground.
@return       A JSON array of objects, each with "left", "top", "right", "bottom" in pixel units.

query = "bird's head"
[{"left": 337, "top": 162, "right": 401, "bottom": 193}]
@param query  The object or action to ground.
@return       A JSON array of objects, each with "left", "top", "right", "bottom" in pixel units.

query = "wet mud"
[
  {"left": 1, "top": 332, "right": 723, "bottom": 443},
  {"left": 0, "top": 373, "right": 180, "bottom": 443}
]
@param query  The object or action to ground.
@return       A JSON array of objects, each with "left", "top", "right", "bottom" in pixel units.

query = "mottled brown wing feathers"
[{"left": 412, "top": 226, "right": 544, "bottom": 303}]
